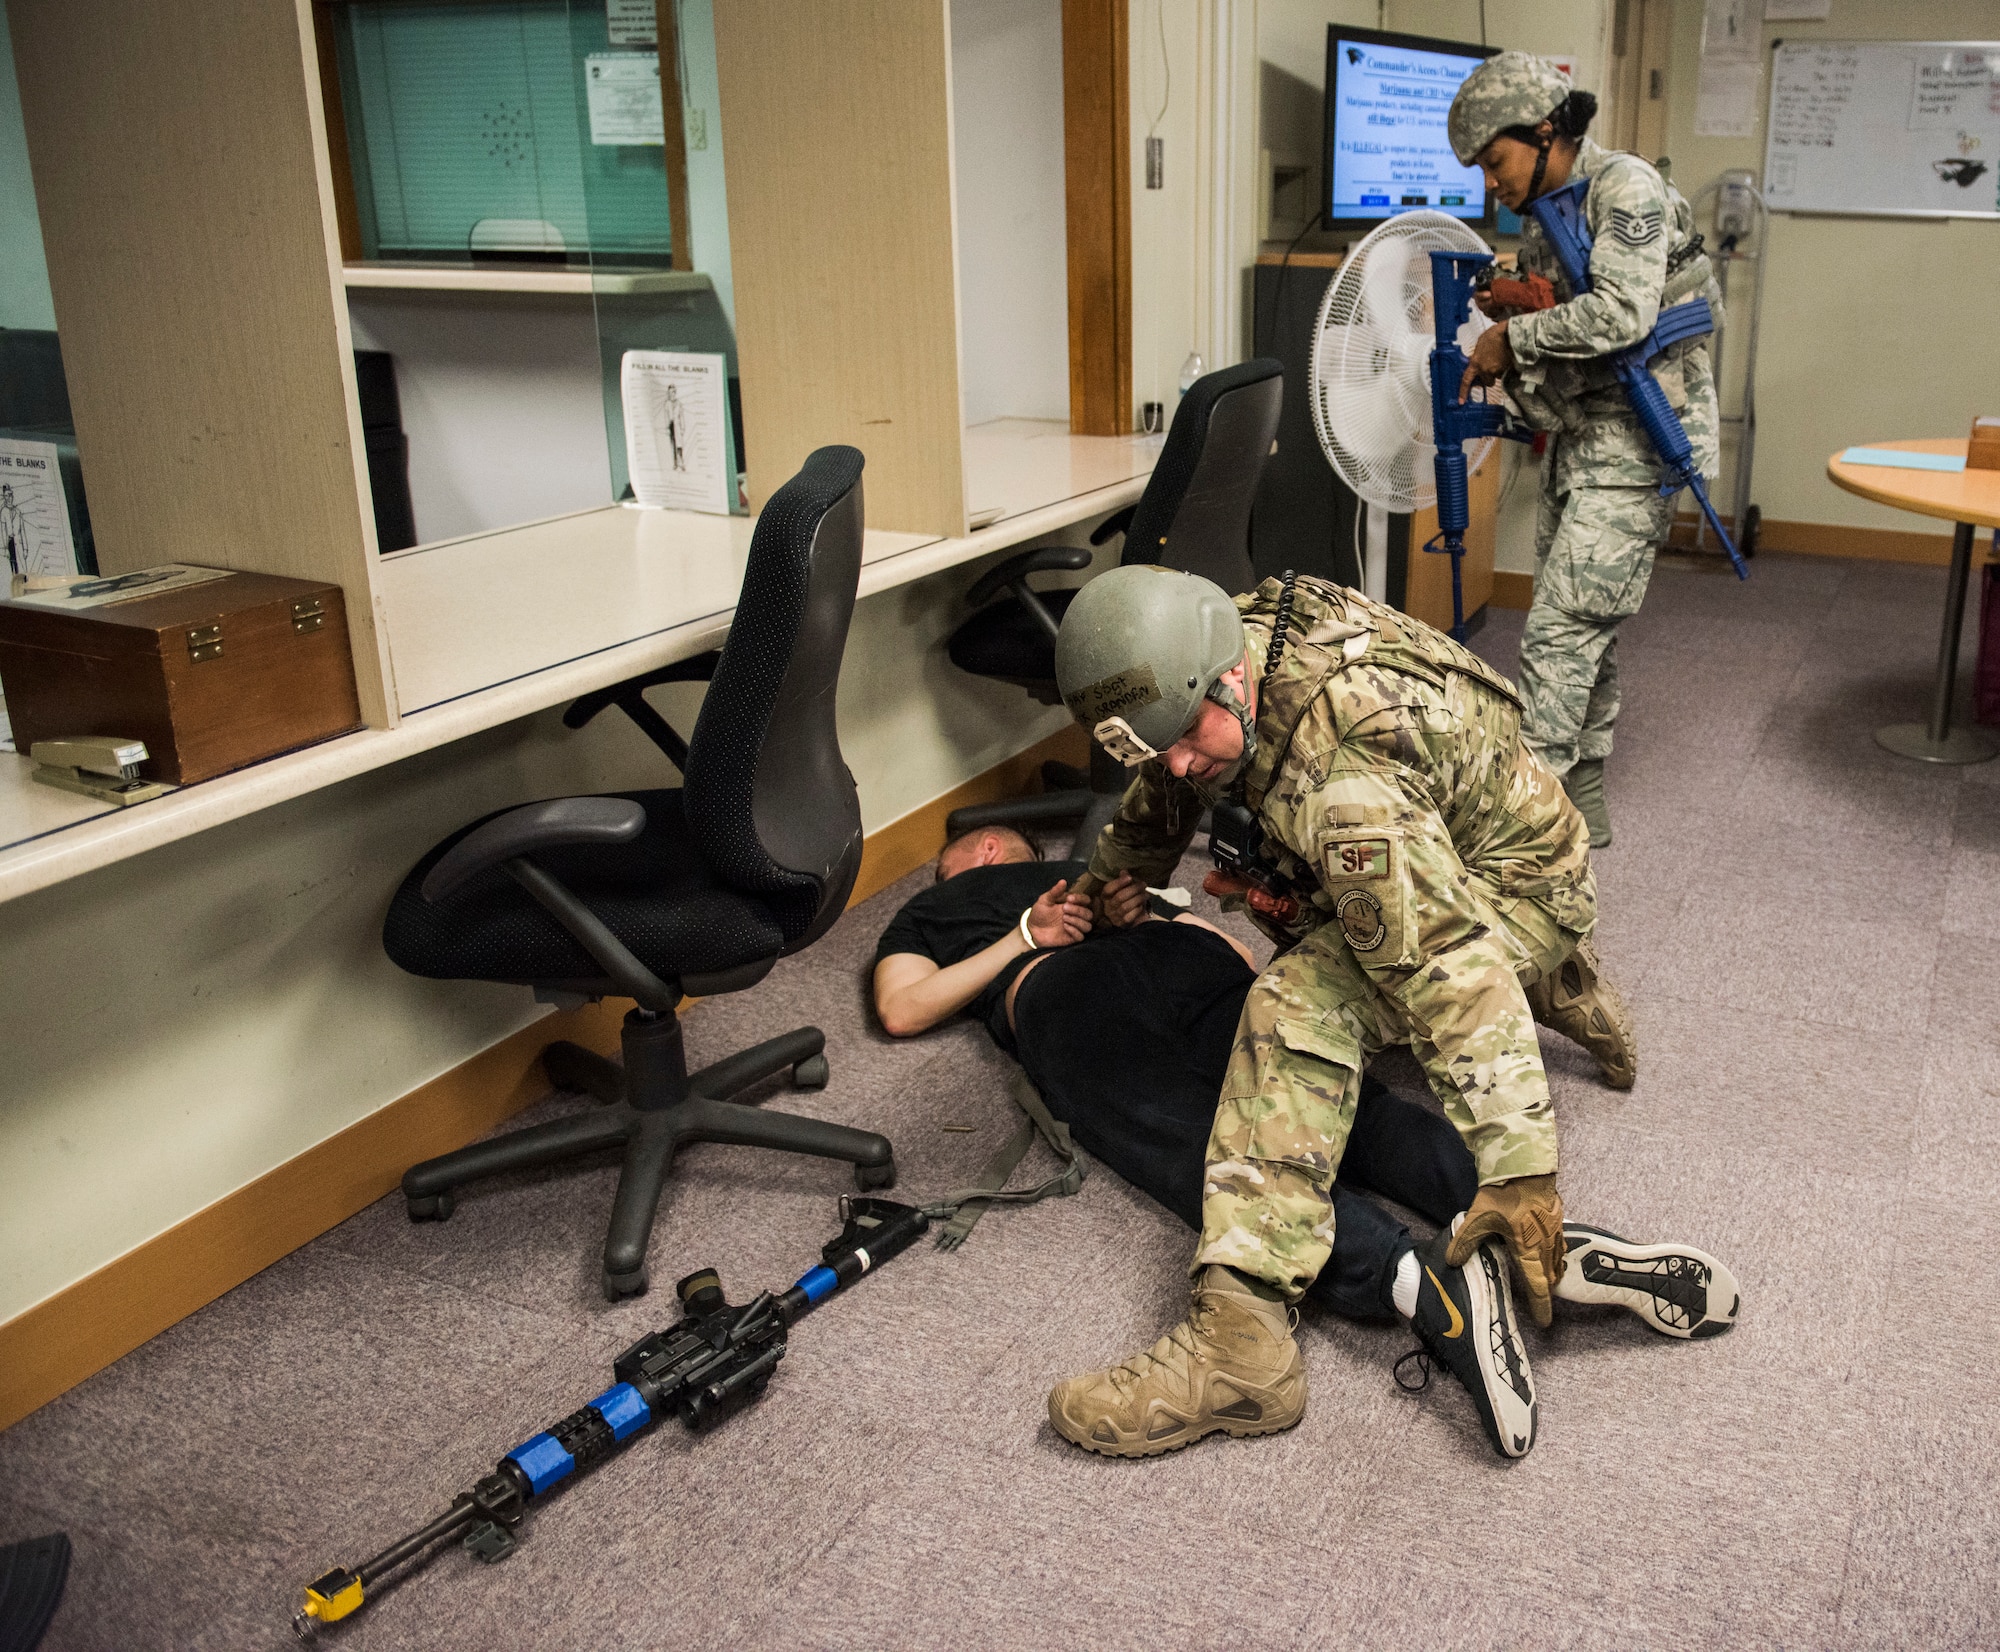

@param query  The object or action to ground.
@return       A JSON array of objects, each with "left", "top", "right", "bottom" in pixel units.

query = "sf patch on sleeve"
[{"left": 1319, "top": 830, "right": 1412, "bottom": 967}]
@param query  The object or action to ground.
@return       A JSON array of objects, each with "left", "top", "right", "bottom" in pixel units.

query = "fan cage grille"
[{"left": 1308, "top": 210, "right": 1499, "bottom": 515}]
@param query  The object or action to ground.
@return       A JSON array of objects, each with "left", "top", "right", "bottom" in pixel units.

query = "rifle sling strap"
[{"left": 924, "top": 1070, "right": 1086, "bottom": 1250}]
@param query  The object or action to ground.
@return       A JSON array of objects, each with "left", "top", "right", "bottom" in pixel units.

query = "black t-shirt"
[{"left": 873, "top": 860, "right": 1172, "bottom": 1052}]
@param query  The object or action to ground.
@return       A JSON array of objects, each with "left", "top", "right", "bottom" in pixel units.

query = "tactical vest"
[
  {"left": 1514, "top": 144, "right": 1720, "bottom": 428},
  {"left": 1236, "top": 575, "right": 1520, "bottom": 814}
]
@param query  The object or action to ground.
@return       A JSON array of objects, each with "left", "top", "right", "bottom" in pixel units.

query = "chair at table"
[
  {"left": 382, "top": 446, "right": 893, "bottom": 1300},
  {"left": 944, "top": 359, "right": 1284, "bottom": 856}
]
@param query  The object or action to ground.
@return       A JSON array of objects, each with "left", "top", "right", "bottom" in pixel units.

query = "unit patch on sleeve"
[
  {"left": 1331, "top": 836, "right": 1391, "bottom": 880},
  {"left": 1334, "top": 889, "right": 1387, "bottom": 951}
]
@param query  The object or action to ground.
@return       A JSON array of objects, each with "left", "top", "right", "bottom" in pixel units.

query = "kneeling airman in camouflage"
[
  {"left": 1044, "top": 566, "right": 1641, "bottom": 1459},
  {"left": 1451, "top": 53, "right": 1722, "bottom": 847}
]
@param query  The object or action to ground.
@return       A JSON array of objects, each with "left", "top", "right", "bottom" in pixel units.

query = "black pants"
[{"left": 1011, "top": 921, "right": 1479, "bottom": 1322}]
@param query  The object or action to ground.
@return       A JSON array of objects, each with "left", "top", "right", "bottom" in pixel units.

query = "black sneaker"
[
  {"left": 1556, "top": 1223, "right": 1740, "bottom": 1339},
  {"left": 1400, "top": 1224, "right": 1537, "bottom": 1459}
]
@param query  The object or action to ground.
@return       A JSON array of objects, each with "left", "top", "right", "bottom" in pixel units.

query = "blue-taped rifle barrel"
[
  {"left": 296, "top": 1199, "right": 930, "bottom": 1636},
  {"left": 1424, "top": 248, "right": 1514, "bottom": 639}
]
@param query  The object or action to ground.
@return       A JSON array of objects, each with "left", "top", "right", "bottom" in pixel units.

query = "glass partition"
[
  {"left": 337, "top": 0, "right": 596, "bottom": 269},
  {"left": 572, "top": 0, "right": 743, "bottom": 512},
  {"left": 0, "top": 0, "right": 94, "bottom": 592},
  {"left": 324, "top": 0, "right": 742, "bottom": 543},
  {"left": 1, "top": 0, "right": 95, "bottom": 760}
]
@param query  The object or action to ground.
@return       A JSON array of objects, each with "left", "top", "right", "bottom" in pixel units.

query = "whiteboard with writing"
[{"left": 1762, "top": 39, "right": 2000, "bottom": 218}]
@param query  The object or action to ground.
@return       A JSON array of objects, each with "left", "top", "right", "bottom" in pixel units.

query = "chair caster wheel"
[
  {"left": 603, "top": 1266, "right": 649, "bottom": 1300},
  {"left": 854, "top": 1158, "right": 896, "bottom": 1192},
  {"left": 407, "top": 1192, "right": 454, "bottom": 1222},
  {"left": 792, "top": 1054, "right": 830, "bottom": 1090}
]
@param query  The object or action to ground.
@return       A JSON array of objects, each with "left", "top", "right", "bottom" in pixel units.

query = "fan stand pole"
[
  {"left": 1449, "top": 541, "right": 1466, "bottom": 642},
  {"left": 1362, "top": 503, "right": 1389, "bottom": 604}
]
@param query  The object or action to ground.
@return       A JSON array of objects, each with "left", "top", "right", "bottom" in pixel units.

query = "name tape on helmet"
[
  {"left": 1093, "top": 716, "right": 1159, "bottom": 767},
  {"left": 1064, "top": 664, "right": 1162, "bottom": 730}
]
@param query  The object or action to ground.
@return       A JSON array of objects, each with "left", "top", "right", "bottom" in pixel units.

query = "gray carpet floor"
[{"left": 4, "top": 549, "right": 1997, "bottom": 1651}]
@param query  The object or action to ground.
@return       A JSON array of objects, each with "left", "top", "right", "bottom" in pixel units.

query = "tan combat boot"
[
  {"left": 1527, "top": 936, "right": 1637, "bottom": 1089},
  {"left": 1046, "top": 1267, "right": 1307, "bottom": 1457}
]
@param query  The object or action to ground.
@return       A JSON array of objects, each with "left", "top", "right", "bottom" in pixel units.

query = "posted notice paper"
[
  {"left": 0, "top": 439, "right": 79, "bottom": 580},
  {"left": 1696, "top": 60, "right": 1763, "bottom": 137},
  {"left": 622, "top": 351, "right": 732, "bottom": 515},
  {"left": 606, "top": 0, "right": 657, "bottom": 46},
  {"left": 586, "top": 53, "right": 664, "bottom": 146}
]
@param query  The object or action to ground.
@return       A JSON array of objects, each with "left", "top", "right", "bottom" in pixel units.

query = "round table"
[{"left": 1827, "top": 437, "right": 2000, "bottom": 764}]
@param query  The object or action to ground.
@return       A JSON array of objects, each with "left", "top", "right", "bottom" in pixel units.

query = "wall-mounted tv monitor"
[{"left": 1324, "top": 26, "right": 1499, "bottom": 233}]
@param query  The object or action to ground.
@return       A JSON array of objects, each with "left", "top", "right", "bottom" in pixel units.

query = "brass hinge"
[
  {"left": 187, "top": 624, "right": 223, "bottom": 664},
  {"left": 291, "top": 598, "right": 327, "bottom": 635}
]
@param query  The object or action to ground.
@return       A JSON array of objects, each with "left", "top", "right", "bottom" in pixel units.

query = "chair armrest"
[
  {"left": 562, "top": 651, "right": 721, "bottom": 730},
  {"left": 421, "top": 797, "right": 646, "bottom": 904},
  {"left": 965, "top": 543, "right": 1092, "bottom": 609},
  {"left": 1089, "top": 504, "right": 1136, "bottom": 546}
]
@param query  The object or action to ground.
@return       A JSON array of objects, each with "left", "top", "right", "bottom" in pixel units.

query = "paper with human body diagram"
[
  {"left": 0, "top": 439, "right": 78, "bottom": 581},
  {"left": 621, "top": 350, "right": 731, "bottom": 515}
]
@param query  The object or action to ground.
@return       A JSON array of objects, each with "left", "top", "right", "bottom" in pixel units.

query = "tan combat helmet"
[
  {"left": 1448, "top": 50, "right": 1572, "bottom": 166},
  {"left": 1053, "top": 565, "right": 1249, "bottom": 766}
]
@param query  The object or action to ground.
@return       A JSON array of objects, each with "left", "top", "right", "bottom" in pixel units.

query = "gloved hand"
[{"left": 1445, "top": 1174, "right": 1566, "bottom": 1328}]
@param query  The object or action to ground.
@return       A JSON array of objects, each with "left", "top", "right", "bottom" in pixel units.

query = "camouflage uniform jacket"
[
  {"left": 1504, "top": 137, "right": 1723, "bottom": 488},
  {"left": 1086, "top": 577, "right": 1595, "bottom": 1182}
]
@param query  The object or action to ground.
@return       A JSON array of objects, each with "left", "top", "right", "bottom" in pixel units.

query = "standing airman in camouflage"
[
  {"left": 1452, "top": 53, "right": 1722, "bottom": 847},
  {"left": 1041, "top": 566, "right": 1637, "bottom": 1459}
]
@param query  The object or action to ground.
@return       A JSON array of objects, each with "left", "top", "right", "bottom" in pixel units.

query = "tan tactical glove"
[{"left": 1445, "top": 1174, "right": 1566, "bottom": 1328}]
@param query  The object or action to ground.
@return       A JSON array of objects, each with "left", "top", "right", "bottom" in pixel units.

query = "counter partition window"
[
  {"left": 321, "top": 0, "right": 743, "bottom": 549},
  {"left": 333, "top": 0, "right": 670, "bottom": 266},
  {"left": 574, "top": 0, "right": 743, "bottom": 513},
  {"left": 0, "top": 3, "right": 93, "bottom": 589}
]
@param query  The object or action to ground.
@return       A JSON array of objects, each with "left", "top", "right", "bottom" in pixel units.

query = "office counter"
[{"left": 0, "top": 421, "right": 1157, "bottom": 906}]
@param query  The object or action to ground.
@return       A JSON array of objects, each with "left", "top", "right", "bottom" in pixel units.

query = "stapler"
[{"left": 29, "top": 736, "right": 172, "bottom": 806}]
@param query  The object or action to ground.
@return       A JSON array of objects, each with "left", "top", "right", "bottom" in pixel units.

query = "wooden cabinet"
[{"left": 0, "top": 572, "right": 362, "bottom": 784}]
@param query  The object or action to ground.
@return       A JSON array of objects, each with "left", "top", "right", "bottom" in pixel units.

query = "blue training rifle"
[
  {"left": 1423, "top": 176, "right": 1748, "bottom": 639},
  {"left": 293, "top": 1196, "right": 930, "bottom": 1638}
]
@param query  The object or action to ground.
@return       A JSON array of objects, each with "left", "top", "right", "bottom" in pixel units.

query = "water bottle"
[{"left": 1178, "top": 352, "right": 1204, "bottom": 397}]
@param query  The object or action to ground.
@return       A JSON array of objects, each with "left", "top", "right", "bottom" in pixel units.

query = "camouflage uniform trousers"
[
  {"left": 1516, "top": 449, "right": 1674, "bottom": 778},
  {"left": 1192, "top": 878, "right": 1580, "bottom": 1301}
]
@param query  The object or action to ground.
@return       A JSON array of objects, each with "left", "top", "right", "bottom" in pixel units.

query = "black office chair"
[
  {"left": 383, "top": 446, "right": 893, "bottom": 1300},
  {"left": 944, "top": 359, "right": 1284, "bottom": 855}
]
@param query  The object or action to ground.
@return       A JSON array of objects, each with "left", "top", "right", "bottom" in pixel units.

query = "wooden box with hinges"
[{"left": 0, "top": 565, "right": 363, "bottom": 785}]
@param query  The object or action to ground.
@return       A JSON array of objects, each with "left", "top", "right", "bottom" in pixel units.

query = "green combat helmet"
[
  {"left": 1053, "top": 565, "right": 1249, "bottom": 766},
  {"left": 1447, "top": 50, "right": 1572, "bottom": 166}
]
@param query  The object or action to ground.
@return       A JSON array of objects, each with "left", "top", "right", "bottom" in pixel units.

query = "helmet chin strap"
[
  {"left": 1211, "top": 569, "right": 1296, "bottom": 790},
  {"left": 1204, "top": 677, "right": 1257, "bottom": 786},
  {"left": 1528, "top": 133, "right": 1560, "bottom": 205},
  {"left": 1528, "top": 112, "right": 1560, "bottom": 202}
]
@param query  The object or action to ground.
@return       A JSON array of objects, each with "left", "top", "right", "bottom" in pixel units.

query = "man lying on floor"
[{"left": 872, "top": 824, "right": 1740, "bottom": 1459}]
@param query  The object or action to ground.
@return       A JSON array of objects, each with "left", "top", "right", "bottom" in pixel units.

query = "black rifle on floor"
[{"left": 293, "top": 1197, "right": 929, "bottom": 1639}]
